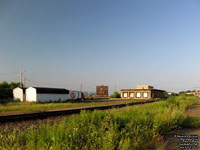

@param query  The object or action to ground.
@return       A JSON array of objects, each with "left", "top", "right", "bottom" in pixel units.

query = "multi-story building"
[{"left": 96, "top": 84, "right": 109, "bottom": 98}]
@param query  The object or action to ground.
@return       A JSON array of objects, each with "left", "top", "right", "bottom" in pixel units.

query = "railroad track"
[{"left": 0, "top": 100, "right": 157, "bottom": 123}]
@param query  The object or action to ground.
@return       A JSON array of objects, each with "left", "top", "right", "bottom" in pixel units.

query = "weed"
[{"left": 0, "top": 95, "right": 197, "bottom": 150}]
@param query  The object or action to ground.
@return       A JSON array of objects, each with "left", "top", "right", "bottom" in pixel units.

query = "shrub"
[
  {"left": 110, "top": 92, "right": 121, "bottom": 98},
  {"left": 181, "top": 117, "right": 200, "bottom": 128}
]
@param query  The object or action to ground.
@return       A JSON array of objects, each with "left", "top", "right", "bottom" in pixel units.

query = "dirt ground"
[{"left": 164, "top": 99, "right": 200, "bottom": 150}]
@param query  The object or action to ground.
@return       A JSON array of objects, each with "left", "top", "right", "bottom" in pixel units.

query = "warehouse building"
[
  {"left": 96, "top": 84, "right": 109, "bottom": 98},
  {"left": 26, "top": 87, "right": 69, "bottom": 102},
  {"left": 121, "top": 85, "right": 165, "bottom": 100},
  {"left": 13, "top": 87, "right": 26, "bottom": 101}
]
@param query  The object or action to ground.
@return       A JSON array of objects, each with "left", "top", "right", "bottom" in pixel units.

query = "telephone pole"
[
  {"left": 20, "top": 70, "right": 24, "bottom": 88},
  {"left": 24, "top": 77, "right": 26, "bottom": 88}
]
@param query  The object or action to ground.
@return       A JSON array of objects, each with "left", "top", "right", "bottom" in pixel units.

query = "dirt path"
[{"left": 164, "top": 99, "right": 200, "bottom": 150}]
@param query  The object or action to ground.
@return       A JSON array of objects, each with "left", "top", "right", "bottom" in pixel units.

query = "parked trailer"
[{"left": 69, "top": 91, "right": 85, "bottom": 101}]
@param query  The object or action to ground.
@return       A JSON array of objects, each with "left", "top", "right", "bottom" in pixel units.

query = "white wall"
[
  {"left": 25, "top": 88, "right": 83, "bottom": 102},
  {"left": 37, "top": 93, "right": 69, "bottom": 102},
  {"left": 13, "top": 87, "right": 23, "bottom": 101},
  {"left": 26, "top": 87, "right": 37, "bottom": 102}
]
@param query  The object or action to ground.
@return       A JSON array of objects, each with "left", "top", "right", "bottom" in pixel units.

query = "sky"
[{"left": 1, "top": 0, "right": 200, "bottom": 93}]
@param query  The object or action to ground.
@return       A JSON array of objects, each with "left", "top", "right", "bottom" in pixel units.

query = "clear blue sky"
[{"left": 1, "top": 0, "right": 200, "bottom": 93}]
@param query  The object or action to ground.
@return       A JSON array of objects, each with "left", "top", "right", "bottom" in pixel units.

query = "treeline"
[{"left": 0, "top": 81, "right": 20, "bottom": 99}]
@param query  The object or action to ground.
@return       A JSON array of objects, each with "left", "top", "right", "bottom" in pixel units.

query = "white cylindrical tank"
[
  {"left": 26, "top": 87, "right": 37, "bottom": 102},
  {"left": 13, "top": 87, "right": 25, "bottom": 101}
]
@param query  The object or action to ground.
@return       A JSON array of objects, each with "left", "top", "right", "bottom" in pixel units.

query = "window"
[
  {"left": 123, "top": 92, "right": 128, "bottom": 98},
  {"left": 136, "top": 92, "right": 141, "bottom": 98},
  {"left": 130, "top": 93, "right": 134, "bottom": 98},
  {"left": 143, "top": 92, "right": 148, "bottom": 98}
]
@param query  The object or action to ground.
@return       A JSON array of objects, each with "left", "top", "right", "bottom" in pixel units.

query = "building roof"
[
  {"left": 136, "top": 85, "right": 153, "bottom": 89},
  {"left": 121, "top": 89, "right": 165, "bottom": 92},
  {"left": 33, "top": 87, "right": 69, "bottom": 94}
]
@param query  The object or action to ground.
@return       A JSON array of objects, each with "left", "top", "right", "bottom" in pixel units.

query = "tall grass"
[
  {"left": 182, "top": 117, "right": 200, "bottom": 128},
  {"left": 0, "top": 95, "right": 197, "bottom": 150},
  {"left": 0, "top": 100, "right": 140, "bottom": 115}
]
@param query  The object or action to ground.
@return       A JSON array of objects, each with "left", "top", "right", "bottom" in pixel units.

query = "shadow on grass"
[{"left": 181, "top": 117, "right": 200, "bottom": 128}]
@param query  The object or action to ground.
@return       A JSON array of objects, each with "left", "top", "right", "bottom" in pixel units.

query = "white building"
[
  {"left": 26, "top": 87, "right": 70, "bottom": 102},
  {"left": 13, "top": 87, "right": 26, "bottom": 101}
]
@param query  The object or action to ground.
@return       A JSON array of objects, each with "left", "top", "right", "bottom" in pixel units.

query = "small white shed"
[
  {"left": 26, "top": 87, "right": 70, "bottom": 102},
  {"left": 13, "top": 87, "right": 26, "bottom": 101}
]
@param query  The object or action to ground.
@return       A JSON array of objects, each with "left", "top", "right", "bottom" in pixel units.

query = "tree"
[
  {"left": 0, "top": 81, "right": 20, "bottom": 100},
  {"left": 0, "top": 81, "right": 9, "bottom": 88},
  {"left": 110, "top": 91, "right": 121, "bottom": 98},
  {"left": 10, "top": 82, "right": 20, "bottom": 89}
]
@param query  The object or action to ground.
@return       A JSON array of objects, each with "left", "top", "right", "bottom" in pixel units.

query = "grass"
[
  {"left": 0, "top": 99, "right": 145, "bottom": 115},
  {"left": 0, "top": 95, "right": 197, "bottom": 150},
  {"left": 181, "top": 117, "right": 200, "bottom": 128}
]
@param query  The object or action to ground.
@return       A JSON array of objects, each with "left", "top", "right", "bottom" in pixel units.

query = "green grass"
[
  {"left": 0, "top": 99, "right": 143, "bottom": 115},
  {"left": 181, "top": 117, "right": 200, "bottom": 128},
  {"left": 0, "top": 95, "right": 197, "bottom": 150}
]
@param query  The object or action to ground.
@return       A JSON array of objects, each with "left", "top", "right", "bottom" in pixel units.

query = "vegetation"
[
  {"left": 0, "top": 100, "right": 140, "bottom": 115},
  {"left": 85, "top": 94, "right": 94, "bottom": 100},
  {"left": 0, "top": 95, "right": 197, "bottom": 150},
  {"left": 179, "top": 90, "right": 196, "bottom": 96},
  {"left": 0, "top": 81, "right": 20, "bottom": 104},
  {"left": 181, "top": 117, "right": 200, "bottom": 128},
  {"left": 110, "top": 91, "right": 121, "bottom": 98}
]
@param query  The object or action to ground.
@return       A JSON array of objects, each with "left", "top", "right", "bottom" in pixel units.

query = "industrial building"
[
  {"left": 25, "top": 87, "right": 70, "bottom": 102},
  {"left": 13, "top": 86, "right": 85, "bottom": 102},
  {"left": 121, "top": 85, "right": 165, "bottom": 100},
  {"left": 96, "top": 84, "right": 109, "bottom": 98}
]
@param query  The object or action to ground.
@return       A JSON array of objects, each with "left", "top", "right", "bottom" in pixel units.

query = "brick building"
[{"left": 96, "top": 84, "right": 109, "bottom": 98}]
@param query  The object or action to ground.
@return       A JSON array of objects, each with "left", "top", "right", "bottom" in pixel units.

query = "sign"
[{"left": 70, "top": 92, "right": 76, "bottom": 99}]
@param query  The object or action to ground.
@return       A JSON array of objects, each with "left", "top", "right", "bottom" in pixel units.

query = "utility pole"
[
  {"left": 80, "top": 83, "right": 82, "bottom": 92},
  {"left": 115, "top": 83, "right": 117, "bottom": 92},
  {"left": 24, "top": 77, "right": 26, "bottom": 88},
  {"left": 20, "top": 70, "right": 24, "bottom": 88}
]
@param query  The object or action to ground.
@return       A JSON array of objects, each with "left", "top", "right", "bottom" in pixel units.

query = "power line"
[{"left": 26, "top": 77, "right": 75, "bottom": 88}]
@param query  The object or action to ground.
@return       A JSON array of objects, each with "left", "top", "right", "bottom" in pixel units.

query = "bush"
[
  {"left": 85, "top": 95, "right": 94, "bottom": 100},
  {"left": 181, "top": 117, "right": 200, "bottom": 128},
  {"left": 110, "top": 92, "right": 121, "bottom": 98}
]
